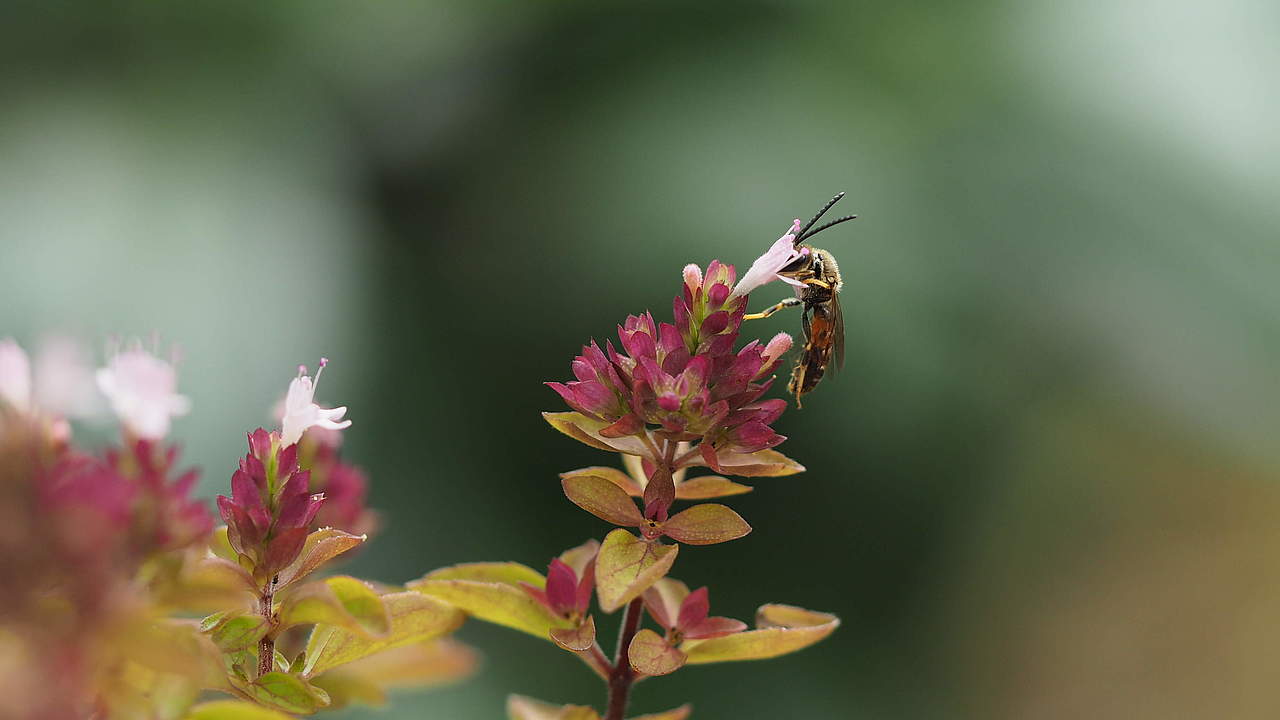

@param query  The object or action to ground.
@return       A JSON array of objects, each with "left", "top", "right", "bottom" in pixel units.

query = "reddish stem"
[
  {"left": 256, "top": 577, "right": 276, "bottom": 678},
  {"left": 605, "top": 597, "right": 645, "bottom": 720}
]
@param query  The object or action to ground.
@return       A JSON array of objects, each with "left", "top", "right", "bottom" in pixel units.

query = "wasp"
[{"left": 744, "top": 192, "right": 857, "bottom": 407}]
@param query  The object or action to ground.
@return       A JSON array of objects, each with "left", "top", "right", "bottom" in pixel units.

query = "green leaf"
[
  {"left": 629, "top": 706, "right": 692, "bottom": 720},
  {"left": 248, "top": 671, "right": 330, "bottom": 714},
  {"left": 408, "top": 570, "right": 567, "bottom": 640},
  {"left": 627, "top": 628, "right": 686, "bottom": 676},
  {"left": 561, "top": 466, "right": 643, "bottom": 496},
  {"left": 507, "top": 695, "right": 602, "bottom": 720},
  {"left": 683, "top": 604, "right": 838, "bottom": 664},
  {"left": 549, "top": 615, "right": 596, "bottom": 652},
  {"left": 204, "top": 613, "right": 269, "bottom": 652},
  {"left": 662, "top": 504, "right": 751, "bottom": 545},
  {"left": 594, "top": 529, "right": 679, "bottom": 613},
  {"left": 279, "top": 576, "right": 390, "bottom": 637},
  {"left": 276, "top": 528, "right": 366, "bottom": 588},
  {"left": 303, "top": 592, "right": 465, "bottom": 676},
  {"left": 708, "top": 448, "right": 805, "bottom": 477},
  {"left": 183, "top": 700, "right": 296, "bottom": 720},
  {"left": 562, "top": 474, "right": 644, "bottom": 527},
  {"left": 420, "top": 561, "right": 546, "bottom": 587},
  {"left": 542, "top": 412, "right": 650, "bottom": 457},
  {"left": 675, "top": 475, "right": 753, "bottom": 500}
]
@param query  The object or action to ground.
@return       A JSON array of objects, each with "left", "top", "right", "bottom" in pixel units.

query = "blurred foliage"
[{"left": 2, "top": 0, "right": 1278, "bottom": 717}]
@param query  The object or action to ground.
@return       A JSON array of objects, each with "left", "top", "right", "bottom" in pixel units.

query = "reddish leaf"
[
  {"left": 662, "top": 504, "right": 751, "bottom": 545},
  {"left": 542, "top": 412, "right": 650, "bottom": 457},
  {"left": 549, "top": 615, "right": 597, "bottom": 652},
  {"left": 277, "top": 528, "right": 367, "bottom": 588},
  {"left": 704, "top": 448, "right": 805, "bottom": 477},
  {"left": 641, "top": 578, "right": 689, "bottom": 630},
  {"left": 627, "top": 628, "right": 686, "bottom": 676},
  {"left": 683, "top": 616, "right": 747, "bottom": 640},
  {"left": 561, "top": 475, "right": 644, "bottom": 527}
]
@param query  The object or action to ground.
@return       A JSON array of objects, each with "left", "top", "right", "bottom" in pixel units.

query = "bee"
[{"left": 745, "top": 192, "right": 857, "bottom": 407}]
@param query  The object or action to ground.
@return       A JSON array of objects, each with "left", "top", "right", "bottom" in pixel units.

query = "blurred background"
[{"left": 2, "top": 0, "right": 1279, "bottom": 717}]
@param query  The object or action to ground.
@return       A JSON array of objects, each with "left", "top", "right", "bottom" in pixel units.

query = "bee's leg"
[
  {"left": 744, "top": 297, "right": 801, "bottom": 320},
  {"left": 802, "top": 278, "right": 833, "bottom": 291}
]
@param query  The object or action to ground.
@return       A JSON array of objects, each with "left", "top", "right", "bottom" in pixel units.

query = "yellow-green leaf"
[
  {"left": 709, "top": 448, "right": 805, "bottom": 477},
  {"left": 628, "top": 628, "right": 686, "bottom": 676},
  {"left": 204, "top": 613, "right": 269, "bottom": 652},
  {"left": 183, "top": 700, "right": 295, "bottom": 720},
  {"left": 507, "top": 694, "right": 602, "bottom": 720},
  {"left": 279, "top": 576, "right": 389, "bottom": 637},
  {"left": 248, "top": 671, "right": 329, "bottom": 714},
  {"left": 420, "top": 561, "right": 547, "bottom": 587},
  {"left": 561, "top": 466, "right": 643, "bottom": 496},
  {"left": 303, "top": 592, "right": 464, "bottom": 676},
  {"left": 595, "top": 529, "right": 678, "bottom": 613},
  {"left": 549, "top": 615, "right": 596, "bottom": 652},
  {"left": 683, "top": 604, "right": 838, "bottom": 664},
  {"left": 209, "top": 526, "right": 239, "bottom": 563},
  {"left": 542, "top": 412, "right": 650, "bottom": 457},
  {"left": 562, "top": 474, "right": 644, "bottom": 527},
  {"left": 674, "top": 475, "right": 753, "bottom": 500},
  {"left": 276, "top": 528, "right": 366, "bottom": 588},
  {"left": 408, "top": 576, "right": 566, "bottom": 639},
  {"left": 662, "top": 504, "right": 751, "bottom": 545}
]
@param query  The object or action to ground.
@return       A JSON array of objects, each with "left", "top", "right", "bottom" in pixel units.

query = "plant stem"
[
  {"left": 605, "top": 597, "right": 645, "bottom": 720},
  {"left": 256, "top": 577, "right": 276, "bottom": 678}
]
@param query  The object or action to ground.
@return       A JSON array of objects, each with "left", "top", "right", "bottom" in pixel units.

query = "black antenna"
[
  {"left": 794, "top": 192, "right": 845, "bottom": 243},
  {"left": 799, "top": 213, "right": 858, "bottom": 241}
]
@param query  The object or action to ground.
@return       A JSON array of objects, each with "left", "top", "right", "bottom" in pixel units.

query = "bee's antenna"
[
  {"left": 800, "top": 213, "right": 858, "bottom": 240},
  {"left": 794, "top": 192, "right": 846, "bottom": 244}
]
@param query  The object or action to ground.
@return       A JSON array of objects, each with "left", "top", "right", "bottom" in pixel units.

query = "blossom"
[
  {"left": 730, "top": 219, "right": 808, "bottom": 298},
  {"left": 96, "top": 345, "right": 190, "bottom": 440},
  {"left": 217, "top": 428, "right": 326, "bottom": 580},
  {"left": 0, "top": 338, "right": 32, "bottom": 412},
  {"left": 280, "top": 358, "right": 351, "bottom": 446}
]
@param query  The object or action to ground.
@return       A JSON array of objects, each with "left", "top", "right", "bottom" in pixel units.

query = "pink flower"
[
  {"left": 730, "top": 219, "right": 808, "bottom": 298},
  {"left": 280, "top": 358, "right": 351, "bottom": 446},
  {"left": 95, "top": 346, "right": 190, "bottom": 440},
  {"left": 0, "top": 338, "right": 32, "bottom": 412}
]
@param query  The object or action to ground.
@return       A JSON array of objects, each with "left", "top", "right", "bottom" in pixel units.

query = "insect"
[{"left": 744, "top": 192, "right": 857, "bottom": 407}]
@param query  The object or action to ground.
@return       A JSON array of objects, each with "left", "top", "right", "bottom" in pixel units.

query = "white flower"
[
  {"left": 280, "top": 358, "right": 351, "bottom": 446},
  {"left": 731, "top": 219, "right": 809, "bottom": 298},
  {"left": 96, "top": 346, "right": 190, "bottom": 440},
  {"left": 0, "top": 338, "right": 32, "bottom": 412}
]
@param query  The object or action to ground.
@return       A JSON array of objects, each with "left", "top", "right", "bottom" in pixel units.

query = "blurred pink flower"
[
  {"left": 0, "top": 338, "right": 32, "bottom": 412},
  {"left": 95, "top": 346, "right": 190, "bottom": 440},
  {"left": 281, "top": 358, "right": 351, "bottom": 446}
]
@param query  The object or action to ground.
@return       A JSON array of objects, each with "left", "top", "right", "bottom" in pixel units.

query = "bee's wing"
[{"left": 830, "top": 293, "right": 846, "bottom": 372}]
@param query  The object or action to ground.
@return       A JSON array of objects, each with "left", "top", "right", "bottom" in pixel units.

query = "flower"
[
  {"left": 730, "top": 219, "right": 809, "bottom": 298},
  {"left": 280, "top": 358, "right": 351, "bottom": 446},
  {"left": 217, "top": 428, "right": 325, "bottom": 581},
  {"left": 549, "top": 258, "right": 793, "bottom": 470},
  {"left": 0, "top": 338, "right": 32, "bottom": 412},
  {"left": 96, "top": 345, "right": 190, "bottom": 440},
  {"left": 105, "top": 439, "right": 213, "bottom": 556},
  {"left": 298, "top": 431, "right": 377, "bottom": 535}
]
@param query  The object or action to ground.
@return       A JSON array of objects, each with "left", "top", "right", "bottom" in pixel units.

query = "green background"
[{"left": 3, "top": 1, "right": 1279, "bottom": 718}]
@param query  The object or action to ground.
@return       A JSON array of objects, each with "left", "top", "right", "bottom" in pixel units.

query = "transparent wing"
[{"left": 830, "top": 293, "right": 845, "bottom": 373}]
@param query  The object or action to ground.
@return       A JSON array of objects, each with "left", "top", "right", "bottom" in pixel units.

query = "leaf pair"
[{"left": 562, "top": 475, "right": 751, "bottom": 546}]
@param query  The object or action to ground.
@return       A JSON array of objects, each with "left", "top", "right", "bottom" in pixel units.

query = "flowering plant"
[
  {"left": 410, "top": 220, "right": 839, "bottom": 719},
  {"left": 0, "top": 342, "right": 473, "bottom": 720}
]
